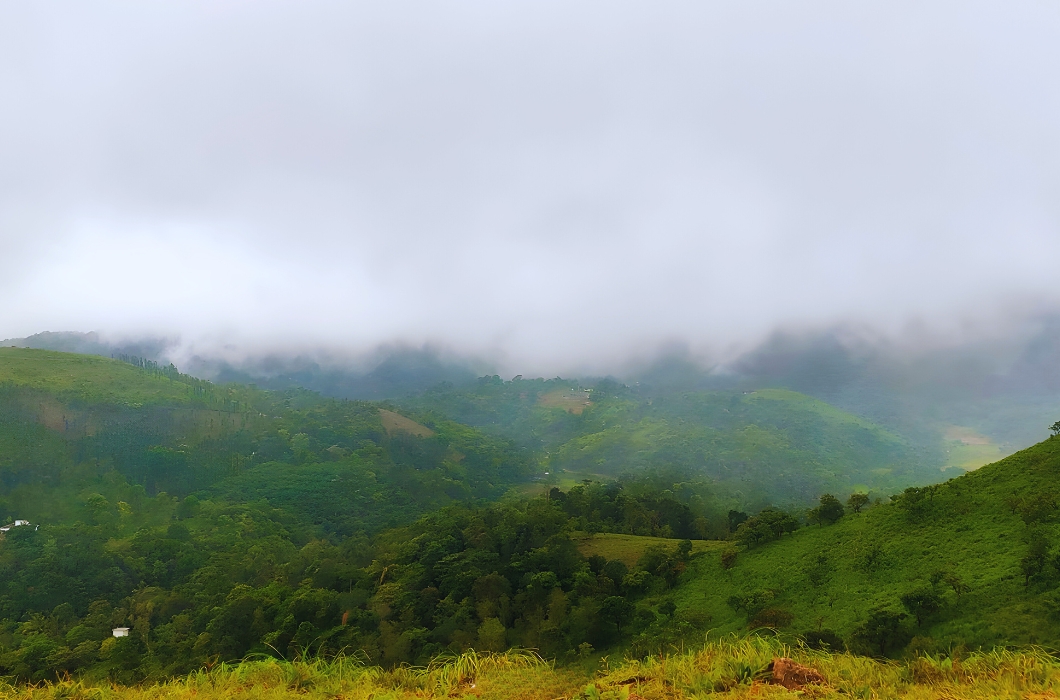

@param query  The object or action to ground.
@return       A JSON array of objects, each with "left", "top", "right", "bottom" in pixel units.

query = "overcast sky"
[{"left": 2, "top": 1, "right": 1059, "bottom": 372}]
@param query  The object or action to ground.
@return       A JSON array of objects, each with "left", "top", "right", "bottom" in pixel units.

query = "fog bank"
[{"left": 2, "top": 2, "right": 1059, "bottom": 373}]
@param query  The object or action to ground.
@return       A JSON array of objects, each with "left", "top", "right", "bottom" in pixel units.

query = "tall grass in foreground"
[{"left": 3, "top": 639, "right": 1060, "bottom": 699}]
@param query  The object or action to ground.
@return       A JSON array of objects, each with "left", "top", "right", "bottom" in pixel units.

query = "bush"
[{"left": 802, "top": 629, "right": 844, "bottom": 651}]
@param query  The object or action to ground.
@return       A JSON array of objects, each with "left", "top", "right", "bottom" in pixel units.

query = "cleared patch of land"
[
  {"left": 571, "top": 532, "right": 719, "bottom": 567},
  {"left": 537, "top": 387, "right": 592, "bottom": 414},
  {"left": 378, "top": 408, "right": 435, "bottom": 437},
  {"left": 0, "top": 348, "right": 194, "bottom": 404}
]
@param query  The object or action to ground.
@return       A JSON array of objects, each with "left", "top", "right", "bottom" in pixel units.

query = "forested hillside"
[
  {"left": 0, "top": 350, "right": 721, "bottom": 681},
  {"left": 0, "top": 348, "right": 530, "bottom": 533},
  {"left": 402, "top": 376, "right": 943, "bottom": 507}
]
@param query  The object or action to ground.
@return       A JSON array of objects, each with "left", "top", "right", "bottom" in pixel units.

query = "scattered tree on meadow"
[
  {"left": 808, "top": 494, "right": 845, "bottom": 526},
  {"left": 847, "top": 492, "right": 870, "bottom": 514},
  {"left": 856, "top": 542, "right": 886, "bottom": 573},
  {"left": 900, "top": 588, "right": 944, "bottom": 627},
  {"left": 891, "top": 486, "right": 933, "bottom": 521},
  {"left": 806, "top": 553, "right": 833, "bottom": 588},
  {"left": 728, "top": 510, "right": 749, "bottom": 533},
  {"left": 1021, "top": 528, "right": 1051, "bottom": 586},
  {"left": 733, "top": 508, "right": 799, "bottom": 547},
  {"left": 803, "top": 629, "right": 845, "bottom": 651},
  {"left": 1051, "top": 420, "right": 1060, "bottom": 436},
  {"left": 726, "top": 589, "right": 776, "bottom": 618},
  {"left": 1016, "top": 493, "right": 1058, "bottom": 525},
  {"left": 945, "top": 572, "right": 970, "bottom": 600},
  {"left": 720, "top": 546, "right": 739, "bottom": 572},
  {"left": 749, "top": 607, "right": 794, "bottom": 629},
  {"left": 849, "top": 608, "right": 909, "bottom": 657}
]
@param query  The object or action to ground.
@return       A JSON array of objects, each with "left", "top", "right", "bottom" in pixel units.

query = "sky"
[{"left": 2, "top": 1, "right": 1059, "bottom": 374}]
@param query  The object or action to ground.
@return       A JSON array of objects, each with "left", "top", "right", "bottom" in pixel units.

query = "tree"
[
  {"left": 900, "top": 588, "right": 943, "bottom": 627},
  {"left": 726, "top": 590, "right": 775, "bottom": 617},
  {"left": 892, "top": 487, "right": 932, "bottom": 521},
  {"left": 758, "top": 508, "right": 800, "bottom": 538},
  {"left": 720, "top": 546, "right": 738, "bottom": 572},
  {"left": 1022, "top": 528, "right": 1051, "bottom": 586},
  {"left": 809, "top": 494, "right": 845, "bottom": 526},
  {"left": 1017, "top": 493, "right": 1057, "bottom": 525},
  {"left": 600, "top": 596, "right": 635, "bottom": 633},
  {"left": 750, "top": 607, "right": 794, "bottom": 629},
  {"left": 728, "top": 510, "right": 749, "bottom": 533},
  {"left": 1051, "top": 420, "right": 1060, "bottom": 437},
  {"left": 850, "top": 608, "right": 909, "bottom": 656},
  {"left": 477, "top": 618, "right": 507, "bottom": 652},
  {"left": 944, "top": 572, "right": 969, "bottom": 601},
  {"left": 806, "top": 554, "right": 833, "bottom": 588},
  {"left": 847, "top": 492, "right": 869, "bottom": 514}
]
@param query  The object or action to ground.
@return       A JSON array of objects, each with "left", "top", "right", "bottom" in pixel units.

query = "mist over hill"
[
  {"left": 2, "top": 332, "right": 484, "bottom": 400},
  {"left": 9, "top": 323, "right": 1060, "bottom": 473}
]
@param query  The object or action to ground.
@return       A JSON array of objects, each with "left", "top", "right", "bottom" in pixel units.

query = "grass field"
[
  {"left": 572, "top": 532, "right": 720, "bottom": 567},
  {"left": 538, "top": 387, "right": 592, "bottom": 414},
  {"left": 665, "top": 436, "right": 1060, "bottom": 651},
  {"left": 0, "top": 348, "right": 194, "bottom": 404},
  {"left": 9, "top": 639, "right": 1060, "bottom": 699},
  {"left": 379, "top": 408, "right": 435, "bottom": 437}
]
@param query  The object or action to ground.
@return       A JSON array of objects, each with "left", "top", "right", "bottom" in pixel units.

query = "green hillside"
[
  {"left": 403, "top": 377, "right": 942, "bottom": 508},
  {"left": 659, "top": 434, "right": 1060, "bottom": 653},
  {"left": 0, "top": 348, "right": 530, "bottom": 533},
  {"left": 0, "top": 348, "right": 199, "bottom": 403},
  {"left": 5, "top": 348, "right": 1060, "bottom": 686}
]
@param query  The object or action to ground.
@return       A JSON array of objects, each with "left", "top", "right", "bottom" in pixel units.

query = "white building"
[
  {"left": 112, "top": 627, "right": 130, "bottom": 638},
  {"left": 0, "top": 520, "right": 29, "bottom": 533}
]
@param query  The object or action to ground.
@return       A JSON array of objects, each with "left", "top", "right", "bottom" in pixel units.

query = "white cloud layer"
[{"left": 2, "top": 1, "right": 1059, "bottom": 373}]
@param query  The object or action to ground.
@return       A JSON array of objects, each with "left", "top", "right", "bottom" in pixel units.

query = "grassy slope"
[
  {"left": 11, "top": 641, "right": 1060, "bottom": 700},
  {"left": 669, "top": 436, "right": 1060, "bottom": 650},
  {"left": 0, "top": 348, "right": 196, "bottom": 404}
]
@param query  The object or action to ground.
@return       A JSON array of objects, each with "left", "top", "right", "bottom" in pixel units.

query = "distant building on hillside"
[
  {"left": 0, "top": 520, "right": 29, "bottom": 533},
  {"left": 112, "top": 628, "right": 130, "bottom": 638}
]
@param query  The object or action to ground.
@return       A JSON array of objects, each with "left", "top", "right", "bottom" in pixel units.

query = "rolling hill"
[
  {"left": 0, "top": 347, "right": 531, "bottom": 534},
  {"left": 401, "top": 377, "right": 945, "bottom": 508},
  {"left": 653, "top": 432, "right": 1060, "bottom": 654}
]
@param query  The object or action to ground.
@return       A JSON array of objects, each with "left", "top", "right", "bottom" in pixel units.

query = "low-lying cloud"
[{"left": 2, "top": 1, "right": 1059, "bottom": 375}]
